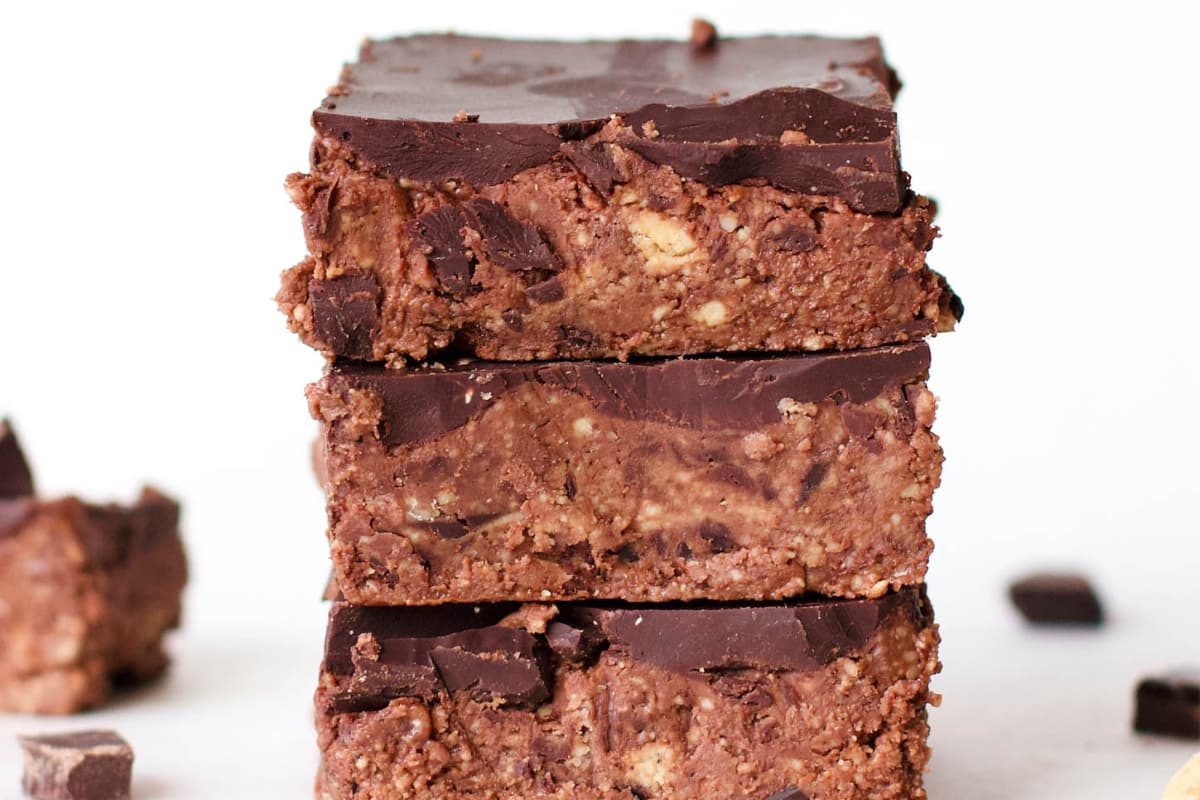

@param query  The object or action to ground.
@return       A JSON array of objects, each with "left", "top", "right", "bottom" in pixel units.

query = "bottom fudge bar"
[
  {"left": 0, "top": 423, "right": 187, "bottom": 714},
  {"left": 315, "top": 587, "right": 940, "bottom": 800}
]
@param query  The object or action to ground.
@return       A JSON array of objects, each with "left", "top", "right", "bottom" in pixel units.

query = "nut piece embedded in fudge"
[
  {"left": 18, "top": 730, "right": 133, "bottom": 800},
  {"left": 316, "top": 588, "right": 940, "bottom": 800},
  {"left": 0, "top": 422, "right": 187, "bottom": 714},
  {"left": 311, "top": 343, "right": 943, "bottom": 605},
  {"left": 278, "top": 29, "right": 962, "bottom": 362}
]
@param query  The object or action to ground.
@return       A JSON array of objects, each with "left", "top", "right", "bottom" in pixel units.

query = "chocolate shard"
[
  {"left": 1009, "top": 573, "right": 1104, "bottom": 626},
  {"left": 559, "top": 140, "right": 627, "bottom": 195},
  {"left": 309, "top": 273, "right": 380, "bottom": 360},
  {"left": 312, "top": 34, "right": 903, "bottom": 212},
  {"left": 333, "top": 343, "right": 930, "bottom": 447},
  {"left": 462, "top": 199, "right": 561, "bottom": 273},
  {"left": 566, "top": 588, "right": 916, "bottom": 673},
  {"left": 0, "top": 419, "right": 35, "bottom": 498},
  {"left": 1134, "top": 669, "right": 1200, "bottom": 740},
  {"left": 324, "top": 602, "right": 548, "bottom": 709},
  {"left": 408, "top": 205, "right": 476, "bottom": 295},
  {"left": 19, "top": 730, "right": 133, "bottom": 800}
]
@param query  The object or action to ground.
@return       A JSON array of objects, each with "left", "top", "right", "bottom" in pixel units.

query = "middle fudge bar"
[
  {"left": 279, "top": 32, "right": 960, "bottom": 363},
  {"left": 316, "top": 588, "right": 940, "bottom": 800},
  {"left": 310, "top": 342, "right": 941, "bottom": 605}
]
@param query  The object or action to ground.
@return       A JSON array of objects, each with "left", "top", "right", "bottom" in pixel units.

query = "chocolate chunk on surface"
[
  {"left": 312, "top": 345, "right": 943, "bottom": 604},
  {"left": 1134, "top": 669, "right": 1200, "bottom": 740},
  {"left": 19, "top": 730, "right": 133, "bottom": 800},
  {"left": 0, "top": 419, "right": 35, "bottom": 498},
  {"left": 1009, "top": 573, "right": 1104, "bottom": 625},
  {"left": 317, "top": 588, "right": 939, "bottom": 800}
]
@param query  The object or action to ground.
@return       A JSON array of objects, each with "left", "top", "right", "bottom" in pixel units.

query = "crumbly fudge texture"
[
  {"left": 315, "top": 588, "right": 940, "bottom": 800},
  {"left": 310, "top": 343, "right": 941, "bottom": 605},
  {"left": 278, "top": 33, "right": 960, "bottom": 363},
  {"left": 0, "top": 425, "right": 186, "bottom": 714}
]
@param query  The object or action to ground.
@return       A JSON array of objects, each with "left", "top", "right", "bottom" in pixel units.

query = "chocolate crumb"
[{"left": 1009, "top": 572, "right": 1104, "bottom": 626}]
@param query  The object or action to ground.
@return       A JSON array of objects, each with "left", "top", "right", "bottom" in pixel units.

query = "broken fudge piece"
[
  {"left": 316, "top": 587, "right": 940, "bottom": 800},
  {"left": 1008, "top": 572, "right": 1104, "bottom": 626},
  {"left": 0, "top": 423, "right": 187, "bottom": 714},
  {"left": 18, "top": 730, "right": 133, "bottom": 800},
  {"left": 278, "top": 29, "right": 960, "bottom": 363},
  {"left": 1134, "top": 670, "right": 1200, "bottom": 741},
  {"left": 310, "top": 343, "right": 941, "bottom": 605}
]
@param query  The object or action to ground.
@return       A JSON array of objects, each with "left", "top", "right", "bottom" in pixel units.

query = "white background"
[{"left": 1, "top": 1, "right": 1197, "bottom": 797}]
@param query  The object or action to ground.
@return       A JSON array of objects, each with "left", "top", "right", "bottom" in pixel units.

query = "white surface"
[{"left": 1, "top": 1, "right": 1198, "bottom": 797}]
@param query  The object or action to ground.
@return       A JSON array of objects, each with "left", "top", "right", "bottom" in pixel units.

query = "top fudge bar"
[{"left": 279, "top": 27, "right": 960, "bottom": 363}]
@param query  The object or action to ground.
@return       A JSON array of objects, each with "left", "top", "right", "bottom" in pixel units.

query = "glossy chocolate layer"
[
  {"left": 312, "top": 32, "right": 905, "bottom": 212},
  {"left": 330, "top": 342, "right": 930, "bottom": 447},
  {"left": 322, "top": 588, "right": 926, "bottom": 712}
]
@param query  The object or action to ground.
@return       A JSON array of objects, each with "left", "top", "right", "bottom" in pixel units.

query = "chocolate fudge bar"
[
  {"left": 278, "top": 29, "right": 960, "bottom": 363},
  {"left": 19, "top": 730, "right": 133, "bottom": 800},
  {"left": 0, "top": 423, "right": 186, "bottom": 714},
  {"left": 316, "top": 587, "right": 940, "bottom": 800},
  {"left": 310, "top": 343, "right": 941, "bottom": 605}
]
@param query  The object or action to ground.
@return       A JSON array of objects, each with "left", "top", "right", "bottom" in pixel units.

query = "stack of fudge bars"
[{"left": 282, "top": 25, "right": 960, "bottom": 800}]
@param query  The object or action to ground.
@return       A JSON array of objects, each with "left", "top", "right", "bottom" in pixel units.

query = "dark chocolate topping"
[
  {"left": 323, "top": 589, "right": 924, "bottom": 713},
  {"left": 324, "top": 603, "right": 547, "bottom": 711},
  {"left": 567, "top": 589, "right": 917, "bottom": 672},
  {"left": 313, "top": 33, "right": 903, "bottom": 212},
  {"left": 309, "top": 273, "right": 380, "bottom": 360},
  {"left": 0, "top": 419, "right": 35, "bottom": 498},
  {"left": 331, "top": 343, "right": 930, "bottom": 446}
]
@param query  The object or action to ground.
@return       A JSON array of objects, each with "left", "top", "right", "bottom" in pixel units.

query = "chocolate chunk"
[
  {"left": 1134, "top": 670, "right": 1200, "bottom": 740},
  {"left": 19, "top": 730, "right": 133, "bottom": 800},
  {"left": 334, "top": 343, "right": 930, "bottom": 446},
  {"left": 764, "top": 789, "right": 809, "bottom": 800},
  {"left": 0, "top": 419, "right": 34, "bottom": 498},
  {"left": 1009, "top": 573, "right": 1104, "bottom": 625},
  {"left": 408, "top": 205, "right": 476, "bottom": 295},
  {"left": 324, "top": 602, "right": 548, "bottom": 709},
  {"left": 544, "top": 620, "right": 604, "bottom": 665},
  {"left": 764, "top": 224, "right": 816, "bottom": 253},
  {"left": 559, "top": 140, "right": 626, "bottom": 194},
  {"left": 698, "top": 520, "right": 737, "bottom": 553},
  {"left": 312, "top": 34, "right": 903, "bottom": 212},
  {"left": 525, "top": 276, "right": 565, "bottom": 304},
  {"left": 309, "top": 273, "right": 380, "bottom": 360},
  {"left": 567, "top": 588, "right": 918, "bottom": 672},
  {"left": 463, "top": 199, "right": 561, "bottom": 273}
]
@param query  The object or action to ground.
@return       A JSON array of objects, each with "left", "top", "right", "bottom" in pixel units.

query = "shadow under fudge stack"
[{"left": 283, "top": 24, "right": 958, "bottom": 800}]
